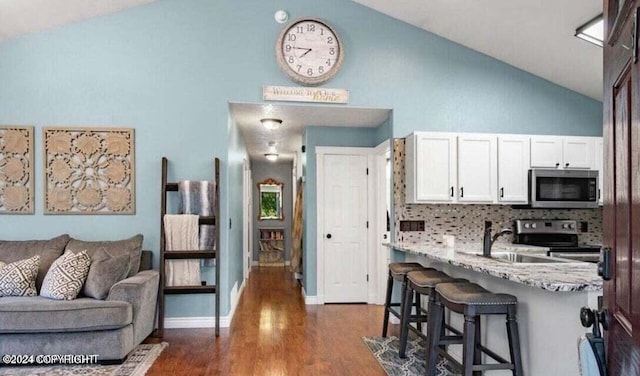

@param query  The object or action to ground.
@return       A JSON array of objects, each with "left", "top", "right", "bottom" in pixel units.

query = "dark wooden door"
[{"left": 604, "top": 1, "right": 640, "bottom": 374}]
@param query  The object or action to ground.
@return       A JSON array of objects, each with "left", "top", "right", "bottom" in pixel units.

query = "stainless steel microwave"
[{"left": 529, "top": 169, "right": 599, "bottom": 208}]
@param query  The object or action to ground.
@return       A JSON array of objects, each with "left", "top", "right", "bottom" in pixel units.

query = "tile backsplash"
[{"left": 393, "top": 139, "right": 603, "bottom": 246}]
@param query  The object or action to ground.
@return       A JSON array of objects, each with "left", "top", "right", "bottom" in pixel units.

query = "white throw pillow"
[
  {"left": 40, "top": 250, "right": 91, "bottom": 300},
  {"left": 0, "top": 256, "right": 40, "bottom": 297}
]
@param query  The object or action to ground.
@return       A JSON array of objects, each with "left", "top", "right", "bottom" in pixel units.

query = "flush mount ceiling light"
[
  {"left": 575, "top": 14, "right": 604, "bottom": 47},
  {"left": 261, "top": 118, "right": 283, "bottom": 130},
  {"left": 265, "top": 153, "right": 279, "bottom": 162}
]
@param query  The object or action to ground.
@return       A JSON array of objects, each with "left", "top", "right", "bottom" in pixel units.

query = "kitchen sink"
[{"left": 487, "top": 251, "right": 573, "bottom": 264}]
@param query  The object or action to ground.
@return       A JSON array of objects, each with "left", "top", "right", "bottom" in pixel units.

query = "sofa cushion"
[
  {"left": 65, "top": 234, "right": 143, "bottom": 278},
  {"left": 0, "top": 235, "right": 70, "bottom": 291},
  {"left": 0, "top": 256, "right": 40, "bottom": 297},
  {"left": 83, "top": 248, "right": 130, "bottom": 300},
  {"left": 0, "top": 296, "right": 132, "bottom": 333},
  {"left": 41, "top": 251, "right": 91, "bottom": 300}
]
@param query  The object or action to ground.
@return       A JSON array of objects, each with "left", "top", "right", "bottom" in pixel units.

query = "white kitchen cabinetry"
[
  {"left": 497, "top": 136, "right": 530, "bottom": 203},
  {"left": 563, "top": 137, "right": 594, "bottom": 169},
  {"left": 457, "top": 135, "right": 497, "bottom": 203},
  {"left": 405, "top": 132, "right": 457, "bottom": 203},
  {"left": 406, "top": 132, "right": 602, "bottom": 205},
  {"left": 530, "top": 136, "right": 594, "bottom": 169},
  {"left": 595, "top": 138, "right": 603, "bottom": 205},
  {"left": 530, "top": 136, "right": 563, "bottom": 168}
]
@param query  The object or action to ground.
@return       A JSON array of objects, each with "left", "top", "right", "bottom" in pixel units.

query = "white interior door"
[
  {"left": 322, "top": 153, "right": 369, "bottom": 303},
  {"left": 242, "top": 161, "right": 252, "bottom": 280}
]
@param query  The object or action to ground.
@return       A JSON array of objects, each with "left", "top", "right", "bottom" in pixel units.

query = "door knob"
[{"left": 326, "top": 234, "right": 332, "bottom": 239}]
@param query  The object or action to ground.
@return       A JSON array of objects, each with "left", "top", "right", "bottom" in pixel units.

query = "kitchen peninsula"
[{"left": 386, "top": 242, "right": 602, "bottom": 376}]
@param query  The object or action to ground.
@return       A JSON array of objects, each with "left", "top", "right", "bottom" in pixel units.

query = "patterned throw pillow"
[
  {"left": 0, "top": 256, "right": 40, "bottom": 297},
  {"left": 40, "top": 250, "right": 91, "bottom": 300}
]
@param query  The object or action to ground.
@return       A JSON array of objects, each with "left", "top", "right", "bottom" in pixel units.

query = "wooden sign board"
[{"left": 263, "top": 85, "right": 349, "bottom": 104}]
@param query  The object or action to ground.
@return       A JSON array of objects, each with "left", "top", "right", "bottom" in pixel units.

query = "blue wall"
[{"left": 0, "top": 0, "right": 602, "bottom": 313}]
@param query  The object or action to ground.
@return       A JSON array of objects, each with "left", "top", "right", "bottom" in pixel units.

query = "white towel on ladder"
[{"left": 164, "top": 214, "right": 201, "bottom": 286}]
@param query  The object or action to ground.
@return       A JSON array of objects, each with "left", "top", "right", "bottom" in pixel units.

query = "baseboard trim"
[
  {"left": 301, "top": 287, "right": 320, "bottom": 305},
  {"left": 164, "top": 316, "right": 231, "bottom": 328},
  {"left": 164, "top": 279, "right": 247, "bottom": 329}
]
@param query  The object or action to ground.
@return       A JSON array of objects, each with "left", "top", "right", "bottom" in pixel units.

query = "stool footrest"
[
  {"left": 478, "top": 344, "right": 511, "bottom": 365},
  {"left": 408, "top": 325, "right": 428, "bottom": 339},
  {"left": 444, "top": 324, "right": 462, "bottom": 336},
  {"left": 387, "top": 307, "right": 401, "bottom": 319},
  {"left": 474, "top": 364, "right": 515, "bottom": 371},
  {"left": 437, "top": 336, "right": 463, "bottom": 345}
]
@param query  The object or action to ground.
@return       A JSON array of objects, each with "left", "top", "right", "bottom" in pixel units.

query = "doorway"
[
  {"left": 316, "top": 150, "right": 371, "bottom": 303},
  {"left": 230, "top": 102, "right": 392, "bottom": 303}
]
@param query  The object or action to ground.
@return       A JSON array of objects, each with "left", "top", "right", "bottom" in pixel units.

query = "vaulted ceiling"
[
  {"left": 352, "top": 0, "right": 603, "bottom": 100},
  {"left": 0, "top": 0, "right": 154, "bottom": 41}
]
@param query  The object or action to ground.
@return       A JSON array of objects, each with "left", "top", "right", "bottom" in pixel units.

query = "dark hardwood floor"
[{"left": 145, "top": 267, "right": 391, "bottom": 375}]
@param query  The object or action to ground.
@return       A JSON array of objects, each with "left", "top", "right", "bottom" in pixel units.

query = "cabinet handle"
[
  {"left": 555, "top": 163, "right": 560, "bottom": 168},
  {"left": 460, "top": 187, "right": 464, "bottom": 198},
  {"left": 500, "top": 187, "right": 504, "bottom": 198},
  {"left": 565, "top": 163, "right": 570, "bottom": 167},
  {"left": 598, "top": 188, "right": 601, "bottom": 201},
  {"left": 450, "top": 186, "right": 454, "bottom": 197},
  {"left": 326, "top": 233, "right": 332, "bottom": 239}
]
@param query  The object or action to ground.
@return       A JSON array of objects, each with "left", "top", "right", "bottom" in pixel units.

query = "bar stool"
[
  {"left": 426, "top": 282, "right": 523, "bottom": 376},
  {"left": 398, "top": 269, "right": 467, "bottom": 358},
  {"left": 382, "top": 262, "right": 431, "bottom": 339}
]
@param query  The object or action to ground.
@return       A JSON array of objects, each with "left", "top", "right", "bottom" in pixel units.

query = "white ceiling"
[
  {"left": 230, "top": 102, "right": 391, "bottom": 163},
  {"left": 353, "top": 0, "right": 603, "bottom": 100},
  {"left": 0, "top": 0, "right": 154, "bottom": 41}
]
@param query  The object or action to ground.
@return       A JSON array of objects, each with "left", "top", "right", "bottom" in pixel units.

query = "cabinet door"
[
  {"left": 457, "top": 135, "right": 497, "bottom": 203},
  {"left": 406, "top": 133, "right": 457, "bottom": 202},
  {"left": 498, "top": 136, "right": 530, "bottom": 203},
  {"left": 562, "top": 137, "right": 594, "bottom": 169},
  {"left": 595, "top": 138, "right": 603, "bottom": 205},
  {"left": 530, "top": 136, "right": 563, "bottom": 168}
]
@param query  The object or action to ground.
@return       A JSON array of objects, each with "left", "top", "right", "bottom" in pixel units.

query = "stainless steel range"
[{"left": 514, "top": 219, "right": 601, "bottom": 263}]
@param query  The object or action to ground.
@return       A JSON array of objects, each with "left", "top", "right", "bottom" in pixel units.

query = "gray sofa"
[{"left": 0, "top": 234, "right": 159, "bottom": 363}]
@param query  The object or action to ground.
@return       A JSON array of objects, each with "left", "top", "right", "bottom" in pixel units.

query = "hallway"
[{"left": 147, "top": 267, "right": 389, "bottom": 375}]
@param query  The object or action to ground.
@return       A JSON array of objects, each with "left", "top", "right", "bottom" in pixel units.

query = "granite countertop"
[{"left": 386, "top": 242, "right": 603, "bottom": 292}]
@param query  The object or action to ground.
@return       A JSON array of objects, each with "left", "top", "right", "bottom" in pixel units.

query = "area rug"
[
  {"left": 0, "top": 342, "right": 168, "bottom": 376},
  {"left": 363, "top": 336, "right": 458, "bottom": 376}
]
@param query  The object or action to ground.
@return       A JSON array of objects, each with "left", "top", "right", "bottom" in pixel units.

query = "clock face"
[{"left": 276, "top": 18, "right": 344, "bottom": 86}]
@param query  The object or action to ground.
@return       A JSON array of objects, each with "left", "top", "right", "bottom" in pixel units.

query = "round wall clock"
[{"left": 275, "top": 18, "right": 344, "bottom": 86}]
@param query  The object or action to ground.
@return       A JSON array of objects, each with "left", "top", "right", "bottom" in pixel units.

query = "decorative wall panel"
[
  {"left": 393, "top": 138, "right": 603, "bottom": 246},
  {"left": 0, "top": 126, "right": 34, "bottom": 214},
  {"left": 44, "top": 127, "right": 135, "bottom": 214}
]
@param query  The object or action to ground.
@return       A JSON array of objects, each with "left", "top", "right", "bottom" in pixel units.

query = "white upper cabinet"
[
  {"left": 530, "top": 136, "right": 563, "bottom": 168},
  {"left": 497, "top": 136, "right": 530, "bottom": 203},
  {"left": 405, "top": 132, "right": 457, "bottom": 203},
  {"left": 406, "top": 132, "right": 602, "bottom": 205},
  {"left": 530, "top": 136, "right": 595, "bottom": 169},
  {"left": 595, "top": 138, "right": 604, "bottom": 205},
  {"left": 457, "top": 135, "right": 497, "bottom": 203},
  {"left": 563, "top": 137, "right": 594, "bottom": 169}
]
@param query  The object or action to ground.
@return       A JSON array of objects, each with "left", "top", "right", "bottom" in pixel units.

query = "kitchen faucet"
[{"left": 483, "top": 221, "right": 514, "bottom": 257}]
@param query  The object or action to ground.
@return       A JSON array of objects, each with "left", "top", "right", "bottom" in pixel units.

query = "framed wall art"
[
  {"left": 43, "top": 127, "right": 135, "bottom": 214},
  {"left": 0, "top": 126, "right": 34, "bottom": 214}
]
